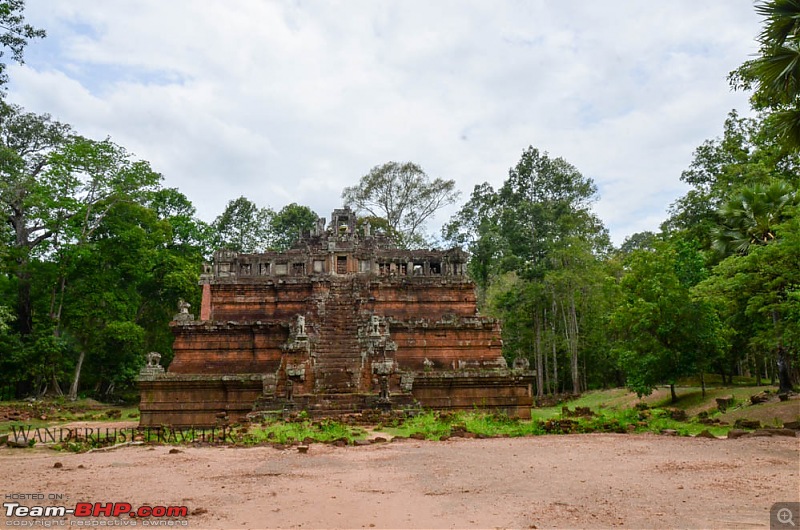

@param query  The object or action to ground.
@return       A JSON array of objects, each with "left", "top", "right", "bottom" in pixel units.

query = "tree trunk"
[
  {"left": 773, "top": 310, "right": 794, "bottom": 393},
  {"left": 700, "top": 370, "right": 705, "bottom": 398},
  {"left": 534, "top": 311, "right": 544, "bottom": 399},
  {"left": 776, "top": 346, "right": 794, "bottom": 393},
  {"left": 17, "top": 269, "right": 33, "bottom": 335},
  {"left": 68, "top": 350, "right": 85, "bottom": 401},
  {"left": 670, "top": 383, "right": 677, "bottom": 403}
]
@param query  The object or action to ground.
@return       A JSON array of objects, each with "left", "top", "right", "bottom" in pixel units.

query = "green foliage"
[
  {"left": 343, "top": 161, "right": 460, "bottom": 249},
  {"left": 610, "top": 240, "right": 726, "bottom": 398},
  {"left": 0, "top": 0, "right": 45, "bottom": 87},
  {"left": 730, "top": 0, "right": 800, "bottom": 150},
  {"left": 711, "top": 179, "right": 798, "bottom": 255},
  {"left": 211, "top": 196, "right": 273, "bottom": 252},
  {"left": 247, "top": 419, "right": 365, "bottom": 445},
  {"left": 694, "top": 210, "right": 800, "bottom": 392},
  {"left": 268, "top": 203, "right": 318, "bottom": 251},
  {"left": 446, "top": 147, "right": 612, "bottom": 395},
  {"left": 664, "top": 112, "right": 799, "bottom": 250}
]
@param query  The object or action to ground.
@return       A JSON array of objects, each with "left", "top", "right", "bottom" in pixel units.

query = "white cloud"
[{"left": 9, "top": 0, "right": 760, "bottom": 245}]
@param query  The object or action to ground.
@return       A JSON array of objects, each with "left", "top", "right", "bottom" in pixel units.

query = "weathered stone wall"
[
  {"left": 139, "top": 374, "right": 265, "bottom": 427},
  {"left": 167, "top": 322, "right": 289, "bottom": 374}
]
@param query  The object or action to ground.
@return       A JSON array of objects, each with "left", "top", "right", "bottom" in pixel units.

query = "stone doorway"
[{"left": 337, "top": 256, "right": 347, "bottom": 274}]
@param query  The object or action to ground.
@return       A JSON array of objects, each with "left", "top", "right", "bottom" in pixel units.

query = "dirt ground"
[{"left": 1, "top": 432, "right": 798, "bottom": 529}]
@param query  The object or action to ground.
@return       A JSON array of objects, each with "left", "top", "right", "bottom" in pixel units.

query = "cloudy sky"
[{"left": 8, "top": 1, "right": 761, "bottom": 245}]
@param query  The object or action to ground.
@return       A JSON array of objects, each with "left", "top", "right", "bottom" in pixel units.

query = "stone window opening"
[
  {"left": 292, "top": 262, "right": 305, "bottom": 275},
  {"left": 398, "top": 263, "right": 407, "bottom": 276},
  {"left": 239, "top": 263, "right": 252, "bottom": 275},
  {"left": 430, "top": 262, "right": 442, "bottom": 275},
  {"left": 413, "top": 263, "right": 424, "bottom": 275},
  {"left": 259, "top": 263, "right": 271, "bottom": 275}
]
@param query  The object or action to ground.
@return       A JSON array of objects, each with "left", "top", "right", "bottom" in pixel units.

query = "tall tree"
[
  {"left": 1, "top": 102, "right": 160, "bottom": 335},
  {"left": 611, "top": 240, "right": 725, "bottom": 401},
  {"left": 268, "top": 202, "right": 317, "bottom": 251},
  {"left": 447, "top": 147, "right": 611, "bottom": 395},
  {"left": 210, "top": 196, "right": 273, "bottom": 253},
  {"left": 343, "top": 161, "right": 459, "bottom": 249},
  {"left": 0, "top": 0, "right": 45, "bottom": 87}
]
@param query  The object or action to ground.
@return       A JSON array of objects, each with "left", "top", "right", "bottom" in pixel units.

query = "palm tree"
[
  {"left": 732, "top": 0, "right": 800, "bottom": 149},
  {"left": 712, "top": 179, "right": 797, "bottom": 255}
]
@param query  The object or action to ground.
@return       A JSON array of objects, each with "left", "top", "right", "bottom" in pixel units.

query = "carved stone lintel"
[
  {"left": 286, "top": 363, "right": 306, "bottom": 381},
  {"left": 372, "top": 359, "right": 395, "bottom": 376}
]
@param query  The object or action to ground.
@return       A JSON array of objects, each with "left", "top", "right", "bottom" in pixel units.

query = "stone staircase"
[{"left": 313, "top": 278, "right": 365, "bottom": 394}]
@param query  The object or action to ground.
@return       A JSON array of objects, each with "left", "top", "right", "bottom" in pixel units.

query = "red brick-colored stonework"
[{"left": 139, "top": 207, "right": 534, "bottom": 426}]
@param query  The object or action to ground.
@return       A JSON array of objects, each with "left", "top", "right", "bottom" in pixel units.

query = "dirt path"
[{"left": 1, "top": 433, "right": 798, "bottom": 529}]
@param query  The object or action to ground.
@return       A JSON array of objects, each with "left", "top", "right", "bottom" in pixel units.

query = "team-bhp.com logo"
[{"left": 4, "top": 501, "right": 188, "bottom": 519}]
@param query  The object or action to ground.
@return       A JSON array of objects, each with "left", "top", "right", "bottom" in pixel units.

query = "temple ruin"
[{"left": 139, "top": 207, "right": 534, "bottom": 426}]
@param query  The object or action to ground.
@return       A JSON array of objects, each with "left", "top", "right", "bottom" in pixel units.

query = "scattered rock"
[
  {"left": 750, "top": 429, "right": 773, "bottom": 437},
  {"left": 78, "top": 465, "right": 85, "bottom": 469},
  {"left": 168, "top": 448, "right": 183, "bottom": 454},
  {"left": 778, "top": 393, "right": 789, "bottom": 402},
  {"left": 409, "top": 432, "right": 426, "bottom": 440},
  {"left": 661, "top": 429, "right": 678, "bottom": 436},
  {"left": 783, "top": 421, "right": 800, "bottom": 430},
  {"left": 750, "top": 392, "right": 769, "bottom": 405},
  {"left": 763, "top": 428, "right": 796, "bottom": 438},
  {"left": 190, "top": 507, "right": 208, "bottom": 516},
  {"left": 302, "top": 437, "right": 315, "bottom": 445},
  {"left": 354, "top": 439, "right": 371, "bottom": 446},
  {"left": 0, "top": 434, "right": 8, "bottom": 445},
  {"left": 462, "top": 432, "right": 477, "bottom": 439},
  {"left": 53, "top": 462, "right": 63, "bottom": 468},
  {"left": 297, "top": 445, "right": 309, "bottom": 454},
  {"left": 726, "top": 429, "right": 748, "bottom": 440},
  {"left": 734, "top": 419, "right": 761, "bottom": 430},
  {"left": 715, "top": 396, "right": 734, "bottom": 412},
  {"left": 696, "top": 429, "right": 717, "bottom": 439},
  {"left": 439, "top": 435, "right": 450, "bottom": 442},
  {"left": 372, "top": 437, "right": 388, "bottom": 443},
  {"left": 667, "top": 409, "right": 687, "bottom": 421},
  {"left": 332, "top": 440, "right": 347, "bottom": 447}
]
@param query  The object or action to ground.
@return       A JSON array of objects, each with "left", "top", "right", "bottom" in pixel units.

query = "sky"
[{"left": 8, "top": 1, "right": 762, "bottom": 246}]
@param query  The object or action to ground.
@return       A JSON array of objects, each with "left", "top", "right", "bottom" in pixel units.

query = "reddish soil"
[{"left": 1, "top": 433, "right": 798, "bottom": 529}]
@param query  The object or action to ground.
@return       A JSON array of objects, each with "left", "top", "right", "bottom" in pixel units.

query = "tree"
[
  {"left": 145, "top": 187, "right": 213, "bottom": 257},
  {"left": 711, "top": 179, "right": 797, "bottom": 255},
  {"left": 447, "top": 147, "right": 611, "bottom": 395},
  {"left": 0, "top": 0, "right": 45, "bottom": 87},
  {"left": 210, "top": 196, "right": 273, "bottom": 252},
  {"left": 342, "top": 161, "right": 459, "bottom": 249},
  {"left": 268, "top": 203, "right": 317, "bottom": 251},
  {"left": 730, "top": 0, "right": 800, "bottom": 150},
  {"left": 697, "top": 206, "right": 799, "bottom": 393},
  {"left": 611, "top": 240, "right": 725, "bottom": 401},
  {"left": 1, "top": 102, "right": 161, "bottom": 336},
  {"left": 663, "top": 111, "right": 799, "bottom": 249}
]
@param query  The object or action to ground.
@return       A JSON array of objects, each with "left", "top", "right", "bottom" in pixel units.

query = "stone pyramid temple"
[{"left": 139, "top": 207, "right": 534, "bottom": 426}]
